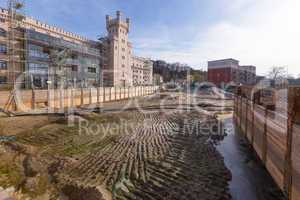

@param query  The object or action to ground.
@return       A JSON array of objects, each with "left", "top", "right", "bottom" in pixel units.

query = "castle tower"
[{"left": 105, "top": 11, "right": 132, "bottom": 87}]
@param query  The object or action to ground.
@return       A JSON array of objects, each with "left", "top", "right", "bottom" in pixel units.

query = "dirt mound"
[{"left": 62, "top": 184, "right": 104, "bottom": 200}]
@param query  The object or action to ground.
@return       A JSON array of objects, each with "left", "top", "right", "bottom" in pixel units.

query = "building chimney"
[
  {"left": 116, "top": 11, "right": 122, "bottom": 20},
  {"left": 106, "top": 15, "right": 111, "bottom": 28},
  {"left": 126, "top": 18, "right": 130, "bottom": 25}
]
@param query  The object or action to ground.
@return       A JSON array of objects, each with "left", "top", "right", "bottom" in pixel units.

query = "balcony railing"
[{"left": 27, "top": 30, "right": 101, "bottom": 57}]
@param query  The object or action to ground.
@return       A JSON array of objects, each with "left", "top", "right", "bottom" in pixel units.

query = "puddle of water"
[{"left": 217, "top": 117, "right": 286, "bottom": 200}]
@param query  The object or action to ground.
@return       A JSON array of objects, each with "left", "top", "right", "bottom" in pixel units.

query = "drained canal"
[{"left": 217, "top": 117, "right": 286, "bottom": 200}]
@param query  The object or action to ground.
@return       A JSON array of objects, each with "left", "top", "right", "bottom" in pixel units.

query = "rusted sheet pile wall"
[
  {"left": 0, "top": 86, "right": 159, "bottom": 112},
  {"left": 234, "top": 87, "right": 300, "bottom": 200}
]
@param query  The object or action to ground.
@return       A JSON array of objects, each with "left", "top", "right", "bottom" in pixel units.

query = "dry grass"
[
  {"left": 0, "top": 161, "right": 24, "bottom": 189},
  {"left": 0, "top": 121, "right": 3, "bottom": 135}
]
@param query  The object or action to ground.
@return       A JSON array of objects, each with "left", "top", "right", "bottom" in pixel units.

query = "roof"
[{"left": 208, "top": 58, "right": 239, "bottom": 64}]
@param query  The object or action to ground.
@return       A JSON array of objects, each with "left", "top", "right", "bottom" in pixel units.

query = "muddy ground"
[{"left": 0, "top": 93, "right": 279, "bottom": 200}]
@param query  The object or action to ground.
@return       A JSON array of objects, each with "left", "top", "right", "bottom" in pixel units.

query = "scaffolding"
[
  {"left": 4, "top": 0, "right": 27, "bottom": 113},
  {"left": 7, "top": 0, "right": 27, "bottom": 86}
]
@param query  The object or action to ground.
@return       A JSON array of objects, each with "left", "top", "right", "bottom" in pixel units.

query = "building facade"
[
  {"left": 0, "top": 7, "right": 24, "bottom": 88},
  {"left": 153, "top": 74, "right": 163, "bottom": 86},
  {"left": 208, "top": 59, "right": 240, "bottom": 87},
  {"left": 0, "top": 7, "right": 102, "bottom": 89},
  {"left": 168, "top": 62, "right": 191, "bottom": 72},
  {"left": 208, "top": 58, "right": 256, "bottom": 87},
  {"left": 153, "top": 60, "right": 193, "bottom": 83},
  {"left": 102, "top": 11, "right": 153, "bottom": 87},
  {"left": 132, "top": 56, "right": 153, "bottom": 86},
  {"left": 239, "top": 65, "right": 256, "bottom": 85},
  {"left": 0, "top": 7, "right": 153, "bottom": 89},
  {"left": 103, "top": 11, "right": 133, "bottom": 87}
]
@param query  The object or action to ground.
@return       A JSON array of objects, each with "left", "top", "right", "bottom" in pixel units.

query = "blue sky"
[{"left": 1, "top": 0, "right": 300, "bottom": 76}]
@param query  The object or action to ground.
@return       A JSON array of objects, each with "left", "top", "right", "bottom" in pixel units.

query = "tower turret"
[
  {"left": 126, "top": 18, "right": 130, "bottom": 31},
  {"left": 104, "top": 11, "right": 133, "bottom": 87},
  {"left": 106, "top": 15, "right": 112, "bottom": 29},
  {"left": 116, "top": 11, "right": 122, "bottom": 21}
]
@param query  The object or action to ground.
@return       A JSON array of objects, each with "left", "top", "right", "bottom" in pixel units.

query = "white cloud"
[
  {"left": 199, "top": 0, "right": 300, "bottom": 75},
  {"left": 134, "top": 0, "right": 300, "bottom": 76}
]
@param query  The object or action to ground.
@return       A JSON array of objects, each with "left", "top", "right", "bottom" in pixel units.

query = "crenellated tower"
[{"left": 104, "top": 11, "right": 132, "bottom": 87}]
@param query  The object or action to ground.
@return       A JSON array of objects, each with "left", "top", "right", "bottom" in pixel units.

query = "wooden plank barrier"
[
  {"left": 0, "top": 86, "right": 158, "bottom": 112},
  {"left": 234, "top": 87, "right": 300, "bottom": 200}
]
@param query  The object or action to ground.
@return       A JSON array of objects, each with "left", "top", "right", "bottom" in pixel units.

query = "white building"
[
  {"left": 132, "top": 56, "right": 153, "bottom": 86},
  {"left": 103, "top": 11, "right": 153, "bottom": 87}
]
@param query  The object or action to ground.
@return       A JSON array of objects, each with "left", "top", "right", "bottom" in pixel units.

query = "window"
[
  {"left": 0, "top": 44, "right": 7, "bottom": 54},
  {"left": 0, "top": 76, "right": 7, "bottom": 84},
  {"left": 122, "top": 48, "right": 125, "bottom": 52},
  {"left": 88, "top": 67, "right": 96, "bottom": 73},
  {"left": 122, "top": 56, "right": 125, "bottom": 60},
  {"left": 71, "top": 54, "right": 78, "bottom": 59},
  {"left": 71, "top": 65, "right": 78, "bottom": 72},
  {"left": 0, "top": 60, "right": 7, "bottom": 70},
  {"left": 122, "top": 64, "right": 125, "bottom": 68},
  {"left": 0, "top": 28, "right": 6, "bottom": 37},
  {"left": 29, "top": 44, "right": 49, "bottom": 59},
  {"left": 29, "top": 63, "right": 48, "bottom": 74}
]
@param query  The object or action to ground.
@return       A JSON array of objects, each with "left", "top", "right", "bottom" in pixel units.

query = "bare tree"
[{"left": 267, "top": 66, "right": 287, "bottom": 80}]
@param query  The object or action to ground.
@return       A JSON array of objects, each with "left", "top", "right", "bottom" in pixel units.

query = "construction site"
[
  {"left": 0, "top": 1, "right": 299, "bottom": 200},
  {"left": 0, "top": 95, "right": 231, "bottom": 199},
  {"left": 0, "top": 84, "right": 292, "bottom": 200}
]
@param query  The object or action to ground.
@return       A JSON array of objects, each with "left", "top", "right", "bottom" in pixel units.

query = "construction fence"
[
  {"left": 0, "top": 86, "right": 159, "bottom": 112},
  {"left": 234, "top": 87, "right": 300, "bottom": 200}
]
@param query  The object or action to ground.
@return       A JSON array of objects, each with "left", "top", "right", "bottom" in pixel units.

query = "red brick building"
[
  {"left": 207, "top": 59, "right": 239, "bottom": 87},
  {"left": 208, "top": 58, "right": 256, "bottom": 87}
]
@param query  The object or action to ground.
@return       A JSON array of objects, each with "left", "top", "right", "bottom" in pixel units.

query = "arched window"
[{"left": 0, "top": 28, "right": 6, "bottom": 37}]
